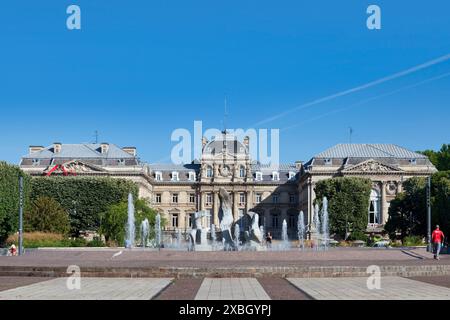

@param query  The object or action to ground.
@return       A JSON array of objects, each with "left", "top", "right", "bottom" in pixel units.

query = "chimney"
[
  {"left": 53, "top": 142, "right": 62, "bottom": 154},
  {"left": 122, "top": 147, "right": 136, "bottom": 157},
  {"left": 295, "top": 160, "right": 303, "bottom": 170},
  {"left": 29, "top": 145, "right": 44, "bottom": 154},
  {"left": 101, "top": 143, "right": 110, "bottom": 154}
]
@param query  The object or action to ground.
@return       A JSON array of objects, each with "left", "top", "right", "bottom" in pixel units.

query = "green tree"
[
  {"left": 315, "top": 177, "right": 372, "bottom": 239},
  {"left": 24, "top": 196, "right": 70, "bottom": 235},
  {"left": 30, "top": 177, "right": 138, "bottom": 236},
  {"left": 385, "top": 173, "right": 450, "bottom": 240},
  {"left": 0, "top": 162, "right": 30, "bottom": 245},
  {"left": 419, "top": 144, "right": 450, "bottom": 171},
  {"left": 384, "top": 177, "right": 427, "bottom": 239},
  {"left": 100, "top": 198, "right": 159, "bottom": 245}
]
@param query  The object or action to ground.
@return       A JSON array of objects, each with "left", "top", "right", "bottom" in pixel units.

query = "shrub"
[
  {"left": 24, "top": 196, "right": 70, "bottom": 235},
  {"left": 0, "top": 162, "right": 31, "bottom": 245},
  {"left": 30, "top": 177, "right": 138, "bottom": 236},
  {"left": 100, "top": 198, "right": 159, "bottom": 246},
  {"left": 403, "top": 235, "right": 424, "bottom": 246},
  {"left": 86, "top": 237, "right": 105, "bottom": 247}
]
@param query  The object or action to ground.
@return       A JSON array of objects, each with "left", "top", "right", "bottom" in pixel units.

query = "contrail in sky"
[
  {"left": 253, "top": 53, "right": 450, "bottom": 127},
  {"left": 280, "top": 71, "right": 450, "bottom": 132}
]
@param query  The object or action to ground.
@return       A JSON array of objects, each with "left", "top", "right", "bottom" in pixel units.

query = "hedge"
[{"left": 30, "top": 177, "right": 138, "bottom": 236}]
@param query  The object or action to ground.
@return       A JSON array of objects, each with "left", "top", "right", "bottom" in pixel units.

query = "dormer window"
[
  {"left": 53, "top": 143, "right": 62, "bottom": 154},
  {"left": 272, "top": 171, "right": 280, "bottom": 181},
  {"left": 117, "top": 159, "right": 125, "bottom": 166},
  {"left": 239, "top": 166, "right": 246, "bottom": 178},
  {"left": 188, "top": 171, "right": 196, "bottom": 181},
  {"left": 32, "top": 159, "right": 40, "bottom": 166},
  {"left": 155, "top": 171, "right": 163, "bottom": 181},
  {"left": 288, "top": 171, "right": 296, "bottom": 180},
  {"left": 171, "top": 171, "right": 179, "bottom": 181},
  {"left": 101, "top": 143, "right": 109, "bottom": 154},
  {"left": 324, "top": 158, "right": 332, "bottom": 165},
  {"left": 206, "top": 166, "right": 213, "bottom": 178},
  {"left": 255, "top": 171, "right": 263, "bottom": 181},
  {"left": 409, "top": 159, "right": 417, "bottom": 165}
]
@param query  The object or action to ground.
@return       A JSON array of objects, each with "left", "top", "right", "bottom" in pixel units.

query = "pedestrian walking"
[{"left": 432, "top": 225, "right": 445, "bottom": 260}]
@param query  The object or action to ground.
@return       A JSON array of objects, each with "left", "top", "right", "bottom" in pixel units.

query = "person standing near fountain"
[{"left": 266, "top": 232, "right": 273, "bottom": 249}]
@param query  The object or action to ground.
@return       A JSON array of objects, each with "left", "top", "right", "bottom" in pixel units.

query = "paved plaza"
[
  {"left": 287, "top": 277, "right": 450, "bottom": 300},
  {"left": 1, "top": 276, "right": 450, "bottom": 300},
  {"left": 195, "top": 278, "right": 271, "bottom": 300},
  {"left": 0, "top": 277, "right": 172, "bottom": 300}
]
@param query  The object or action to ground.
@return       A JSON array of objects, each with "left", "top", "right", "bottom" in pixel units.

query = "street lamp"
[{"left": 426, "top": 176, "right": 432, "bottom": 252}]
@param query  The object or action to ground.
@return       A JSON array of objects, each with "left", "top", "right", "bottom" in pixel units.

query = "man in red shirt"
[{"left": 432, "top": 225, "right": 445, "bottom": 260}]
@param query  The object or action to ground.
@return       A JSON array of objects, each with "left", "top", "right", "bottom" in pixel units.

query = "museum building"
[{"left": 19, "top": 135, "right": 437, "bottom": 238}]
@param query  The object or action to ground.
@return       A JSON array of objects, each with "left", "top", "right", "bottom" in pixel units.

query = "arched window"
[
  {"left": 239, "top": 166, "right": 246, "bottom": 178},
  {"left": 369, "top": 189, "right": 381, "bottom": 225},
  {"left": 206, "top": 166, "right": 213, "bottom": 178}
]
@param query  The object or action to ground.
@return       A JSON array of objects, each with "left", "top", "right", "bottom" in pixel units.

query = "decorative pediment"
[
  {"left": 44, "top": 160, "right": 105, "bottom": 175},
  {"left": 342, "top": 159, "right": 402, "bottom": 173}
]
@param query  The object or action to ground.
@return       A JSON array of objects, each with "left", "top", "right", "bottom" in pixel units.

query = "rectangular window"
[
  {"left": 171, "top": 171, "right": 179, "bottom": 181},
  {"left": 272, "top": 215, "right": 279, "bottom": 229},
  {"left": 255, "top": 172, "right": 263, "bottom": 181},
  {"left": 206, "top": 193, "right": 212, "bottom": 206},
  {"left": 272, "top": 194, "right": 279, "bottom": 204},
  {"left": 239, "top": 193, "right": 246, "bottom": 206},
  {"left": 189, "top": 193, "right": 195, "bottom": 203},
  {"left": 155, "top": 172, "right": 163, "bottom": 181},
  {"left": 255, "top": 193, "right": 262, "bottom": 204},
  {"left": 155, "top": 193, "right": 161, "bottom": 203},
  {"left": 188, "top": 172, "right": 196, "bottom": 181},
  {"left": 172, "top": 214, "right": 179, "bottom": 228},
  {"left": 172, "top": 193, "right": 178, "bottom": 203},
  {"left": 289, "top": 194, "right": 296, "bottom": 204},
  {"left": 205, "top": 209, "right": 212, "bottom": 228}
]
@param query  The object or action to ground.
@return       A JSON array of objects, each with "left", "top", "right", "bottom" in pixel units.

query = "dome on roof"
[{"left": 203, "top": 134, "right": 248, "bottom": 156}]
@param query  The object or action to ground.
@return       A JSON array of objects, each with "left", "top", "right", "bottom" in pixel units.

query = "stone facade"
[
  {"left": 20, "top": 140, "right": 437, "bottom": 238},
  {"left": 298, "top": 144, "right": 437, "bottom": 234}
]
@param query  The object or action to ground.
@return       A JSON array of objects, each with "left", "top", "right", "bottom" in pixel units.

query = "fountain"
[
  {"left": 175, "top": 228, "right": 182, "bottom": 249},
  {"left": 313, "top": 204, "right": 321, "bottom": 250},
  {"left": 125, "top": 193, "right": 135, "bottom": 248},
  {"left": 155, "top": 213, "right": 161, "bottom": 248},
  {"left": 281, "top": 219, "right": 289, "bottom": 250},
  {"left": 234, "top": 224, "right": 240, "bottom": 250},
  {"left": 140, "top": 218, "right": 150, "bottom": 248},
  {"left": 321, "top": 197, "right": 329, "bottom": 250},
  {"left": 297, "top": 211, "right": 305, "bottom": 250}
]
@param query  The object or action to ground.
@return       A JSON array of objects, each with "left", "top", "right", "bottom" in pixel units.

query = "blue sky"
[{"left": 0, "top": 0, "right": 449, "bottom": 165}]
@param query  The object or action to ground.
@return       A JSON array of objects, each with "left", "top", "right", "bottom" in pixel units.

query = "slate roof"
[
  {"left": 22, "top": 144, "right": 136, "bottom": 160},
  {"left": 314, "top": 144, "right": 427, "bottom": 159}
]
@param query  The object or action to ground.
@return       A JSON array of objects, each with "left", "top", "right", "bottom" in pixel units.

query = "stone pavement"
[
  {"left": 0, "top": 277, "right": 172, "bottom": 300},
  {"left": 195, "top": 278, "right": 271, "bottom": 300},
  {"left": 287, "top": 277, "right": 450, "bottom": 300},
  {"left": 2, "top": 276, "right": 450, "bottom": 300}
]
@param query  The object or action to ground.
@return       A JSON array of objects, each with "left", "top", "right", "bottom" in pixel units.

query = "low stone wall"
[{"left": 1, "top": 264, "right": 450, "bottom": 279}]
